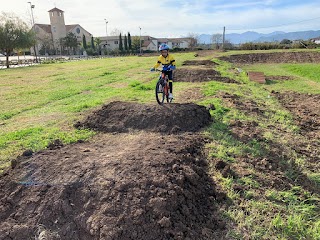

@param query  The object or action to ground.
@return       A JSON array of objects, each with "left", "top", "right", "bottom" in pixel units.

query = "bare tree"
[
  {"left": 212, "top": 33, "right": 223, "bottom": 49},
  {"left": 187, "top": 32, "right": 199, "bottom": 50},
  {"left": 38, "top": 35, "right": 54, "bottom": 55},
  {"left": 109, "top": 28, "right": 123, "bottom": 36}
]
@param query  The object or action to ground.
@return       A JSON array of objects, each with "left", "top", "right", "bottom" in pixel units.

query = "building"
[
  {"left": 97, "top": 35, "right": 194, "bottom": 53},
  {"left": 32, "top": 8, "right": 92, "bottom": 55},
  {"left": 310, "top": 37, "right": 320, "bottom": 44}
]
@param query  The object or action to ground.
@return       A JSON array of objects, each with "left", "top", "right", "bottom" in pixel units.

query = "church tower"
[{"left": 48, "top": 8, "right": 67, "bottom": 47}]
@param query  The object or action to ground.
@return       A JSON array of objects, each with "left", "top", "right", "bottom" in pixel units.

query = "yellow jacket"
[{"left": 153, "top": 54, "right": 176, "bottom": 69}]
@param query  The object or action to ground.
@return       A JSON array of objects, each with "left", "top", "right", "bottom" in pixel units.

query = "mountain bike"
[{"left": 155, "top": 65, "right": 173, "bottom": 105}]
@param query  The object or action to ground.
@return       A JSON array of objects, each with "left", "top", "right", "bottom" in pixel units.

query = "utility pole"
[
  {"left": 139, "top": 26, "right": 142, "bottom": 54},
  {"left": 104, "top": 19, "right": 108, "bottom": 36},
  {"left": 222, "top": 26, "right": 226, "bottom": 50},
  {"left": 28, "top": 2, "right": 38, "bottom": 63}
]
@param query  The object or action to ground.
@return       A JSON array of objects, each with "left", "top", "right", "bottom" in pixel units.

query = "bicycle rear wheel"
[{"left": 155, "top": 80, "right": 165, "bottom": 105}]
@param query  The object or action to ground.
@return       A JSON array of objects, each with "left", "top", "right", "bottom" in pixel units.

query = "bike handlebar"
[{"left": 155, "top": 65, "right": 174, "bottom": 72}]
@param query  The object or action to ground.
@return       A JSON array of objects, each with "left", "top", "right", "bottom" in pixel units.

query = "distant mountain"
[{"left": 198, "top": 30, "right": 320, "bottom": 44}]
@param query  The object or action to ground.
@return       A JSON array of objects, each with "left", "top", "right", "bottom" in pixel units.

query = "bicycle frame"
[{"left": 155, "top": 69, "right": 171, "bottom": 105}]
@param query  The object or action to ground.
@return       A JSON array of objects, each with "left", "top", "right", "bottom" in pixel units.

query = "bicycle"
[{"left": 154, "top": 65, "right": 173, "bottom": 105}]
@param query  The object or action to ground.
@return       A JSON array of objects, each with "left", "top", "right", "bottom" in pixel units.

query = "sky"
[{"left": 1, "top": 0, "right": 320, "bottom": 38}]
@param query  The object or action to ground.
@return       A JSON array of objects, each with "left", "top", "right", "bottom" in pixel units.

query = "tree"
[
  {"left": 82, "top": 34, "right": 87, "bottom": 49},
  {"left": 38, "top": 35, "right": 53, "bottom": 55},
  {"left": 110, "top": 28, "right": 123, "bottom": 36},
  {"left": 95, "top": 37, "right": 102, "bottom": 55},
  {"left": 91, "top": 36, "right": 95, "bottom": 50},
  {"left": 280, "top": 39, "right": 292, "bottom": 45},
  {"left": 124, "top": 34, "right": 128, "bottom": 52},
  {"left": 119, "top": 33, "right": 123, "bottom": 52},
  {"left": 131, "top": 36, "right": 141, "bottom": 53},
  {"left": 187, "top": 33, "right": 199, "bottom": 50},
  {"left": 0, "top": 13, "right": 35, "bottom": 68},
  {"left": 212, "top": 33, "right": 223, "bottom": 49},
  {"left": 63, "top": 32, "right": 78, "bottom": 55},
  {"left": 128, "top": 32, "right": 132, "bottom": 51}
]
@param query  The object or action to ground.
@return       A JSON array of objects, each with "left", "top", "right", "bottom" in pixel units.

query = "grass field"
[{"left": 1, "top": 50, "right": 319, "bottom": 239}]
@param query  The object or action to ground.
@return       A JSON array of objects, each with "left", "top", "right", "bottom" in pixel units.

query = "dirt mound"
[
  {"left": 266, "top": 76, "right": 296, "bottom": 81},
  {"left": 219, "top": 52, "right": 320, "bottom": 64},
  {"left": 75, "top": 101, "right": 212, "bottom": 134},
  {"left": 174, "top": 69, "right": 239, "bottom": 83},
  {"left": 182, "top": 60, "right": 218, "bottom": 66},
  {"left": 0, "top": 133, "right": 227, "bottom": 239}
]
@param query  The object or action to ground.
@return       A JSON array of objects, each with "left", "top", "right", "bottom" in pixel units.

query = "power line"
[{"left": 227, "top": 16, "right": 320, "bottom": 31}]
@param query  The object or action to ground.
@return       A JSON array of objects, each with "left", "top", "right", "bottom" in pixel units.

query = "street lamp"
[
  {"left": 28, "top": 2, "right": 38, "bottom": 63},
  {"left": 139, "top": 26, "right": 142, "bottom": 54},
  {"left": 104, "top": 19, "right": 108, "bottom": 36}
]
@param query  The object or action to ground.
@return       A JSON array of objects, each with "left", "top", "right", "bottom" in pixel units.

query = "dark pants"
[{"left": 163, "top": 70, "right": 173, "bottom": 93}]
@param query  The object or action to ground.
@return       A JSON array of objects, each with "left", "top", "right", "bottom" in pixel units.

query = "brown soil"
[
  {"left": 272, "top": 91, "right": 320, "bottom": 164},
  {"left": 215, "top": 92, "right": 319, "bottom": 193},
  {"left": 0, "top": 102, "right": 230, "bottom": 240},
  {"left": 74, "top": 101, "right": 212, "bottom": 134},
  {"left": 174, "top": 69, "right": 239, "bottom": 84},
  {"left": 266, "top": 76, "right": 296, "bottom": 81},
  {"left": 176, "top": 87, "right": 205, "bottom": 103},
  {"left": 219, "top": 52, "right": 320, "bottom": 64},
  {"left": 182, "top": 60, "right": 218, "bottom": 67}
]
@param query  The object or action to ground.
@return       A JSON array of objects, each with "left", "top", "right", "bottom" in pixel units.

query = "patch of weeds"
[
  {"left": 0, "top": 112, "right": 17, "bottom": 120},
  {"left": 238, "top": 176, "right": 260, "bottom": 188},
  {"left": 265, "top": 187, "right": 320, "bottom": 239},
  {"left": 48, "top": 90, "right": 80, "bottom": 101},
  {"left": 263, "top": 131, "right": 273, "bottom": 141},
  {"left": 308, "top": 173, "right": 320, "bottom": 187},
  {"left": 285, "top": 167, "right": 301, "bottom": 182},
  {"left": 244, "top": 190, "right": 255, "bottom": 200},
  {"left": 271, "top": 213, "right": 320, "bottom": 240},
  {"left": 100, "top": 71, "right": 113, "bottom": 76},
  {"left": 129, "top": 80, "right": 154, "bottom": 91},
  {"left": 202, "top": 81, "right": 229, "bottom": 96}
]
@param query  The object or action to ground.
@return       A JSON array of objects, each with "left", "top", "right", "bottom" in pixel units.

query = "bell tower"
[{"left": 48, "top": 8, "right": 67, "bottom": 47}]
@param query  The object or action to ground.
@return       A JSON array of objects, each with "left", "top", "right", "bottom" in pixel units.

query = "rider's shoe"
[
  {"left": 158, "top": 85, "right": 163, "bottom": 92},
  {"left": 169, "top": 93, "right": 174, "bottom": 99}
]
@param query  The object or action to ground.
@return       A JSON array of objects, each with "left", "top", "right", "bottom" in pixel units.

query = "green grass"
[
  {"left": 202, "top": 53, "right": 320, "bottom": 239},
  {"left": 241, "top": 63, "right": 320, "bottom": 94},
  {"left": 0, "top": 52, "right": 195, "bottom": 171},
  {"left": 1, "top": 50, "right": 319, "bottom": 239}
]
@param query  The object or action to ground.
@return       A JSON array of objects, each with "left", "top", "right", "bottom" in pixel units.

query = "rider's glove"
[{"left": 150, "top": 68, "right": 155, "bottom": 72}]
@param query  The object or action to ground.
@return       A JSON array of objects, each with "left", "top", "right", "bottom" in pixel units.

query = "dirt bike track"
[{"left": 0, "top": 52, "right": 319, "bottom": 239}]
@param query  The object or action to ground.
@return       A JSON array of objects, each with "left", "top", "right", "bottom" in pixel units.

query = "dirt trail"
[
  {"left": 0, "top": 99, "right": 228, "bottom": 239},
  {"left": 219, "top": 51, "right": 320, "bottom": 64}
]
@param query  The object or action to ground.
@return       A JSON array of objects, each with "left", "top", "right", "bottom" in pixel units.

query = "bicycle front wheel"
[{"left": 155, "top": 80, "right": 165, "bottom": 105}]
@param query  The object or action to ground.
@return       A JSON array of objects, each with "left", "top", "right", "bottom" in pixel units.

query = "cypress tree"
[
  {"left": 82, "top": 35, "right": 87, "bottom": 49},
  {"left": 124, "top": 35, "right": 128, "bottom": 52},
  {"left": 119, "top": 33, "right": 123, "bottom": 52},
  {"left": 128, "top": 32, "right": 132, "bottom": 51},
  {"left": 91, "top": 36, "right": 95, "bottom": 50}
]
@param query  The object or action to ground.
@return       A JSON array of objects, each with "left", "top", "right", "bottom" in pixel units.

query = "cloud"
[{"left": 2, "top": 0, "right": 320, "bottom": 37}]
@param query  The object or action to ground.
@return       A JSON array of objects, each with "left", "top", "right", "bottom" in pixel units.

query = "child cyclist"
[{"left": 150, "top": 43, "right": 176, "bottom": 99}]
